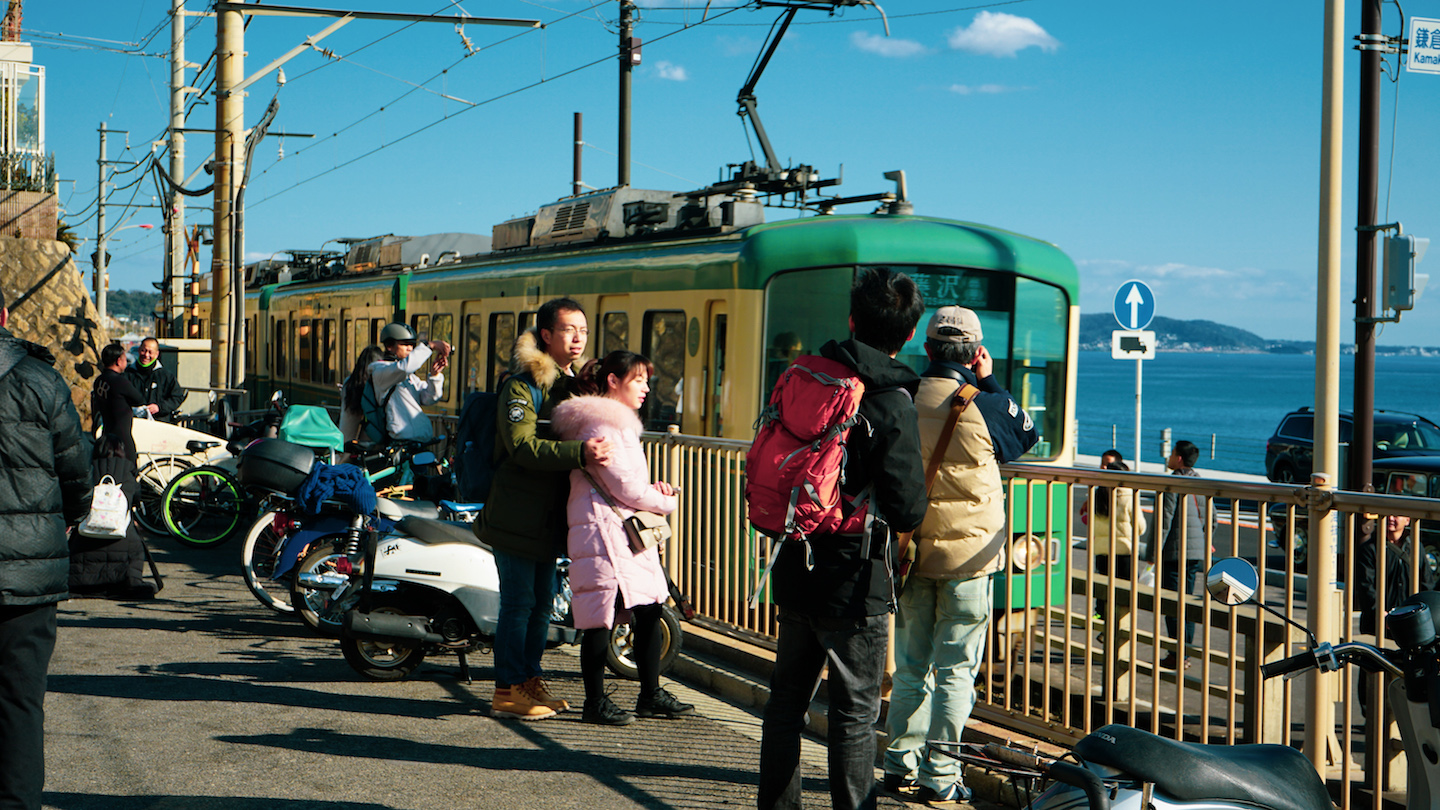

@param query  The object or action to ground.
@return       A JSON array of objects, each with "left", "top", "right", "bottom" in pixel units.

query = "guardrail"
[{"left": 636, "top": 430, "right": 1440, "bottom": 808}]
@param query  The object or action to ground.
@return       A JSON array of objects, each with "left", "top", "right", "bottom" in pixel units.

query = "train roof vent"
[
  {"left": 526, "top": 187, "right": 680, "bottom": 248},
  {"left": 553, "top": 202, "right": 590, "bottom": 232}
]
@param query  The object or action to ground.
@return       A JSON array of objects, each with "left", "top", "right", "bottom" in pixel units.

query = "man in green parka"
[{"left": 478, "top": 297, "right": 611, "bottom": 720}]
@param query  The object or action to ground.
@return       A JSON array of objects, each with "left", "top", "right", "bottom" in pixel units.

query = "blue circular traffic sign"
[{"left": 1113, "top": 280, "right": 1156, "bottom": 331}]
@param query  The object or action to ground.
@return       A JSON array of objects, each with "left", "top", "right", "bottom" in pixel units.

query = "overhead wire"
[
  {"left": 248, "top": 3, "right": 747, "bottom": 209},
  {"left": 637, "top": 0, "right": 1037, "bottom": 26}
]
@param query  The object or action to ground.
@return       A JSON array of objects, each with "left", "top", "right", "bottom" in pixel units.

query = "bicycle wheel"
[
  {"left": 134, "top": 456, "right": 193, "bottom": 535},
  {"left": 161, "top": 465, "right": 245, "bottom": 548},
  {"left": 240, "top": 510, "right": 296, "bottom": 614}
]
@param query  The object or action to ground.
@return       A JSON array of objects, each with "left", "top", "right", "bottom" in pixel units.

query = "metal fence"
[{"left": 637, "top": 429, "right": 1440, "bottom": 809}]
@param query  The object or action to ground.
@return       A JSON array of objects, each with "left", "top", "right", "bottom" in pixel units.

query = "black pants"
[
  {"left": 1163, "top": 559, "right": 1204, "bottom": 646},
  {"left": 581, "top": 602, "right": 665, "bottom": 704},
  {"left": 0, "top": 603, "right": 58, "bottom": 810}
]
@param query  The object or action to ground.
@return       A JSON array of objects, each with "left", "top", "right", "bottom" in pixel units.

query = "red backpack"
[{"left": 745, "top": 356, "right": 873, "bottom": 546}]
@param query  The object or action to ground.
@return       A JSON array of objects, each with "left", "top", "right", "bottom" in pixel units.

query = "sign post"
[{"left": 1113, "top": 281, "right": 1157, "bottom": 468}]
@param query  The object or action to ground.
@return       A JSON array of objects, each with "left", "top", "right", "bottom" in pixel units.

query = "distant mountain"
[{"left": 1078, "top": 314, "right": 1440, "bottom": 355}]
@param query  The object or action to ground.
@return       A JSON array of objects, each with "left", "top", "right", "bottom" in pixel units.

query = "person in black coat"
[
  {"left": 92, "top": 341, "right": 147, "bottom": 461},
  {"left": 123, "top": 337, "right": 186, "bottom": 423},
  {"left": 69, "top": 436, "right": 160, "bottom": 600},
  {"left": 0, "top": 293, "right": 93, "bottom": 810}
]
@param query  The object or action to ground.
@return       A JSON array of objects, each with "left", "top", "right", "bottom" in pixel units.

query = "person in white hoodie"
[{"left": 367, "top": 323, "right": 450, "bottom": 442}]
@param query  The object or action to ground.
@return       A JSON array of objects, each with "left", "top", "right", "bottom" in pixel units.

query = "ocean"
[{"left": 1074, "top": 350, "right": 1440, "bottom": 476}]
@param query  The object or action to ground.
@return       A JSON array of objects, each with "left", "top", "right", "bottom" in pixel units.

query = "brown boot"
[
  {"left": 491, "top": 684, "right": 557, "bottom": 721},
  {"left": 520, "top": 676, "right": 570, "bottom": 713}
]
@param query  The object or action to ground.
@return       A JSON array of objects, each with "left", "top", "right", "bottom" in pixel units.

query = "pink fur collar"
[{"left": 550, "top": 394, "right": 643, "bottom": 440}]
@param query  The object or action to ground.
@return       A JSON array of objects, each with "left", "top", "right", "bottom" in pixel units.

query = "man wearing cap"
[
  {"left": 368, "top": 323, "right": 451, "bottom": 442},
  {"left": 881, "top": 305, "right": 1037, "bottom": 806}
]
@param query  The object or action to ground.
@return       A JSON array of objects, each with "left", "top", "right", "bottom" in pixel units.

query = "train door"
[
  {"left": 597, "top": 295, "right": 630, "bottom": 355},
  {"left": 703, "top": 300, "right": 727, "bottom": 437},
  {"left": 340, "top": 308, "right": 352, "bottom": 379},
  {"left": 460, "top": 302, "right": 486, "bottom": 396}
]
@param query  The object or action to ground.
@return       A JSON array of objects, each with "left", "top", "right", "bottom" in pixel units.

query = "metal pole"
[
  {"left": 1134, "top": 358, "right": 1142, "bottom": 470},
  {"left": 1351, "top": 0, "right": 1382, "bottom": 495},
  {"left": 573, "top": 111, "right": 583, "bottom": 197},
  {"left": 95, "top": 123, "right": 108, "bottom": 326},
  {"left": 618, "top": 1, "right": 633, "bottom": 187},
  {"left": 1307, "top": 0, "right": 1345, "bottom": 774},
  {"left": 211, "top": 0, "right": 242, "bottom": 387},
  {"left": 169, "top": 0, "right": 188, "bottom": 338}
]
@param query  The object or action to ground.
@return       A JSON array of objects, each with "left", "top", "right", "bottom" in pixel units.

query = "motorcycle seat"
[
  {"left": 377, "top": 498, "right": 439, "bottom": 522},
  {"left": 1074, "top": 724, "right": 1332, "bottom": 810},
  {"left": 398, "top": 515, "right": 490, "bottom": 550}
]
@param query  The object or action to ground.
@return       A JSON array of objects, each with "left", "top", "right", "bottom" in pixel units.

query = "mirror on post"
[{"left": 1206, "top": 557, "right": 1259, "bottom": 606}]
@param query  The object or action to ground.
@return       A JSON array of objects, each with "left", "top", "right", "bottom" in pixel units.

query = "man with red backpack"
[{"left": 756, "top": 267, "right": 928, "bottom": 810}]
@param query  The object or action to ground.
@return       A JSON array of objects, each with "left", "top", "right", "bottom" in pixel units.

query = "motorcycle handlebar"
[
  {"left": 1261, "top": 650, "right": 1318, "bottom": 679},
  {"left": 1260, "top": 642, "right": 1402, "bottom": 680}
]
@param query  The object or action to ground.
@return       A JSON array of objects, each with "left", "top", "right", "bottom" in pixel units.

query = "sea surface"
[{"left": 1074, "top": 350, "right": 1440, "bottom": 476}]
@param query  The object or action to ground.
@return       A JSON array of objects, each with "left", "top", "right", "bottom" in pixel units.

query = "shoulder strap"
[
  {"left": 924, "top": 383, "right": 980, "bottom": 494},
  {"left": 582, "top": 469, "right": 626, "bottom": 520}
]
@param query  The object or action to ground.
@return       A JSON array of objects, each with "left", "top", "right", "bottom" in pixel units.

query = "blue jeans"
[
  {"left": 758, "top": 610, "right": 888, "bottom": 810},
  {"left": 1163, "top": 558, "right": 1204, "bottom": 646},
  {"left": 884, "top": 575, "right": 991, "bottom": 792},
  {"left": 492, "top": 549, "right": 557, "bottom": 688}
]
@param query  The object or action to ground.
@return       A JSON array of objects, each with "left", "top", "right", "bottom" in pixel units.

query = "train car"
[{"left": 233, "top": 185, "right": 1077, "bottom": 465}]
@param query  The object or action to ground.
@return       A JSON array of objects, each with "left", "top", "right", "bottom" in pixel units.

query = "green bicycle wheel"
[{"left": 160, "top": 465, "right": 245, "bottom": 548}]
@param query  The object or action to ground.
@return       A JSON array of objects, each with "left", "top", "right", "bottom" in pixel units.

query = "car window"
[
  {"left": 1412, "top": 422, "right": 1440, "bottom": 450},
  {"left": 1281, "top": 415, "right": 1313, "bottom": 441},
  {"left": 1388, "top": 473, "right": 1427, "bottom": 496}
]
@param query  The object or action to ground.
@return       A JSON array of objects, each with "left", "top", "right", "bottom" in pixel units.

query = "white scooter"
[
  {"left": 318, "top": 511, "right": 684, "bottom": 683},
  {"left": 938, "top": 557, "right": 1440, "bottom": 810}
]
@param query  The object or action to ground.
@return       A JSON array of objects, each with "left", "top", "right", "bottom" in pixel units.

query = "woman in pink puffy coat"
[{"left": 550, "top": 350, "right": 695, "bottom": 726}]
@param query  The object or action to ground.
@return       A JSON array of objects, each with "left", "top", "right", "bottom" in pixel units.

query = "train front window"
[{"left": 763, "top": 265, "right": 1068, "bottom": 460}]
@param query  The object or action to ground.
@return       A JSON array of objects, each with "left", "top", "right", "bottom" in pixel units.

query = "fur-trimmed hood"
[
  {"left": 511, "top": 327, "right": 566, "bottom": 390},
  {"left": 551, "top": 394, "right": 643, "bottom": 441}
]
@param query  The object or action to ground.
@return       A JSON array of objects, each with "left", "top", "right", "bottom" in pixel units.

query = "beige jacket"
[
  {"left": 912, "top": 375, "right": 1006, "bottom": 580},
  {"left": 1089, "top": 486, "right": 1146, "bottom": 557}
]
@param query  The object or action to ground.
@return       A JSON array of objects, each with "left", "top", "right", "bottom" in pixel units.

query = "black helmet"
[{"left": 380, "top": 323, "right": 417, "bottom": 344}]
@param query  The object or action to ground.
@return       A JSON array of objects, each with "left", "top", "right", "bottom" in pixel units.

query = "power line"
[{"left": 637, "top": 0, "right": 1037, "bottom": 26}]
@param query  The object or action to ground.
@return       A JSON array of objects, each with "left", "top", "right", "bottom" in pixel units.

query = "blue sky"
[{"left": 30, "top": 1, "right": 1440, "bottom": 346}]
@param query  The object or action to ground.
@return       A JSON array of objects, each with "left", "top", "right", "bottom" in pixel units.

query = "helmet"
[{"left": 379, "top": 323, "right": 417, "bottom": 344}]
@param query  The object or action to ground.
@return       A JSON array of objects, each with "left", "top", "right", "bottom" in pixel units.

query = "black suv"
[{"left": 1264, "top": 407, "right": 1440, "bottom": 484}]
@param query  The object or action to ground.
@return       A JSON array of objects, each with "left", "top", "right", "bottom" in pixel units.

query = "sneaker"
[
  {"left": 582, "top": 693, "right": 635, "bottom": 726},
  {"left": 491, "top": 685, "right": 557, "bottom": 721},
  {"left": 520, "top": 676, "right": 570, "bottom": 713},
  {"left": 881, "top": 772, "right": 919, "bottom": 798},
  {"left": 634, "top": 687, "right": 695, "bottom": 718},
  {"left": 915, "top": 782, "right": 972, "bottom": 808}
]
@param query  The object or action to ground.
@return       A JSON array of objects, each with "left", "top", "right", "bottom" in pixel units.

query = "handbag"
[
  {"left": 77, "top": 475, "right": 131, "bottom": 540},
  {"left": 583, "top": 470, "right": 673, "bottom": 553}
]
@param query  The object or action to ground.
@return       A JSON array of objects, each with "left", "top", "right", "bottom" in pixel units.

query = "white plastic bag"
[
  {"left": 1137, "top": 563, "right": 1156, "bottom": 588},
  {"left": 77, "top": 475, "right": 130, "bottom": 539}
]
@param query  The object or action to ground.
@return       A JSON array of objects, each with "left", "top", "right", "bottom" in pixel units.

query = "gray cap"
[
  {"left": 925, "top": 306, "right": 983, "bottom": 343},
  {"left": 380, "top": 322, "right": 417, "bottom": 344}
]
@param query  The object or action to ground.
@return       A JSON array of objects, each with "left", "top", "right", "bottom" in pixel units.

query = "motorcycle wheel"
[
  {"left": 341, "top": 598, "right": 427, "bottom": 681},
  {"left": 161, "top": 465, "right": 245, "bottom": 548},
  {"left": 291, "top": 545, "right": 359, "bottom": 636},
  {"left": 240, "top": 511, "right": 295, "bottom": 614},
  {"left": 605, "top": 604, "right": 684, "bottom": 681}
]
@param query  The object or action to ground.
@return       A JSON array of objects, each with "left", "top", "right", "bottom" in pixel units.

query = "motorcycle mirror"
[
  {"left": 1205, "top": 557, "right": 1259, "bottom": 606},
  {"left": 270, "top": 390, "right": 283, "bottom": 404},
  {"left": 412, "top": 452, "right": 436, "bottom": 466},
  {"left": 208, "top": 389, "right": 217, "bottom": 403}
]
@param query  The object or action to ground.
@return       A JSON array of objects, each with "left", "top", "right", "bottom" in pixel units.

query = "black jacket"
[
  {"left": 771, "top": 339, "right": 928, "bottom": 617},
  {"left": 69, "top": 454, "right": 156, "bottom": 597},
  {"left": 124, "top": 359, "right": 186, "bottom": 421},
  {"left": 0, "top": 326, "right": 93, "bottom": 606},
  {"left": 92, "top": 367, "right": 145, "bottom": 461}
]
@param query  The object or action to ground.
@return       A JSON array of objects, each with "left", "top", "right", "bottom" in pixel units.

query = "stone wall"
[
  {"left": 0, "top": 191, "right": 58, "bottom": 240},
  {"left": 0, "top": 238, "right": 109, "bottom": 423}
]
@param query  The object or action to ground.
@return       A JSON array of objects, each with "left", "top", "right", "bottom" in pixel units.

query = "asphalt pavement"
[{"left": 39, "top": 537, "right": 930, "bottom": 810}]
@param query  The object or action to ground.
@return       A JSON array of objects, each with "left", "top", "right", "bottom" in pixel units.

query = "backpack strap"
[{"left": 924, "top": 383, "right": 980, "bottom": 494}]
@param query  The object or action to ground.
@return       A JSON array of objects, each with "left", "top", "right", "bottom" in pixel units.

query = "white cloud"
[
  {"left": 850, "top": 30, "right": 927, "bottom": 58},
  {"left": 654, "top": 60, "right": 688, "bottom": 81},
  {"left": 947, "top": 11, "right": 1059, "bottom": 57},
  {"left": 948, "top": 83, "right": 1020, "bottom": 95}
]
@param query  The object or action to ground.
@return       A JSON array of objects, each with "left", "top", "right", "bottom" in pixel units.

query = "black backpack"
[{"left": 453, "top": 376, "right": 541, "bottom": 503}]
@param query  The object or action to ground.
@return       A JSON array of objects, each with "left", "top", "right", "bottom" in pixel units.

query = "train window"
[
  {"left": 371, "top": 318, "right": 385, "bottom": 345},
  {"left": 603, "top": 312, "right": 629, "bottom": 355},
  {"left": 412, "top": 314, "right": 431, "bottom": 342},
  {"left": 762, "top": 267, "right": 850, "bottom": 399},
  {"left": 353, "top": 320, "right": 367, "bottom": 363},
  {"left": 520, "top": 311, "right": 537, "bottom": 334},
  {"left": 488, "top": 313, "right": 516, "bottom": 391},
  {"left": 275, "top": 319, "right": 287, "bottom": 379},
  {"left": 431, "top": 314, "right": 454, "bottom": 402},
  {"left": 296, "top": 319, "right": 313, "bottom": 381},
  {"left": 245, "top": 316, "right": 256, "bottom": 373},
  {"left": 710, "top": 313, "right": 727, "bottom": 437},
  {"left": 324, "top": 319, "right": 337, "bottom": 385},
  {"left": 464, "top": 314, "right": 484, "bottom": 393},
  {"left": 641, "top": 310, "right": 685, "bottom": 432}
]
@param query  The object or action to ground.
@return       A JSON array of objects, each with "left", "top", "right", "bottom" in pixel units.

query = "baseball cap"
[{"left": 925, "top": 306, "right": 983, "bottom": 343}]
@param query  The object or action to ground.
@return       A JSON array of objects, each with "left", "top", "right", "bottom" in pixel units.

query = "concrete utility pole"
[
  {"left": 1351, "top": 0, "right": 1384, "bottom": 495},
  {"left": 210, "top": 0, "right": 242, "bottom": 389},
  {"left": 618, "top": 1, "right": 634, "bottom": 187},
  {"left": 95, "top": 122, "right": 108, "bottom": 325},
  {"left": 1307, "top": 0, "right": 1345, "bottom": 776},
  {"left": 167, "top": 0, "right": 190, "bottom": 338}
]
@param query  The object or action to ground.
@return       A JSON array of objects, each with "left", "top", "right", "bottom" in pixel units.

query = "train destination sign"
[
  {"left": 1112, "top": 280, "right": 1156, "bottom": 331},
  {"left": 1408, "top": 17, "right": 1440, "bottom": 75}
]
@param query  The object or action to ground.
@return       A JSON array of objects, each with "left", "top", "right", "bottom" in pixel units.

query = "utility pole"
[
  {"left": 618, "top": 1, "right": 634, "bottom": 187},
  {"left": 573, "top": 112, "right": 583, "bottom": 196},
  {"left": 95, "top": 122, "right": 108, "bottom": 326},
  {"left": 1351, "top": 0, "right": 1384, "bottom": 494},
  {"left": 211, "top": 0, "right": 242, "bottom": 389},
  {"left": 167, "top": 0, "right": 190, "bottom": 339}
]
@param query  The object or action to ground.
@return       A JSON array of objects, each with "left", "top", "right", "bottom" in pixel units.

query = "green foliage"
[{"left": 107, "top": 290, "right": 161, "bottom": 323}]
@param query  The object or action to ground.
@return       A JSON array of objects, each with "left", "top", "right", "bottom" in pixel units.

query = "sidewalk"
[{"left": 39, "top": 539, "right": 966, "bottom": 810}]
